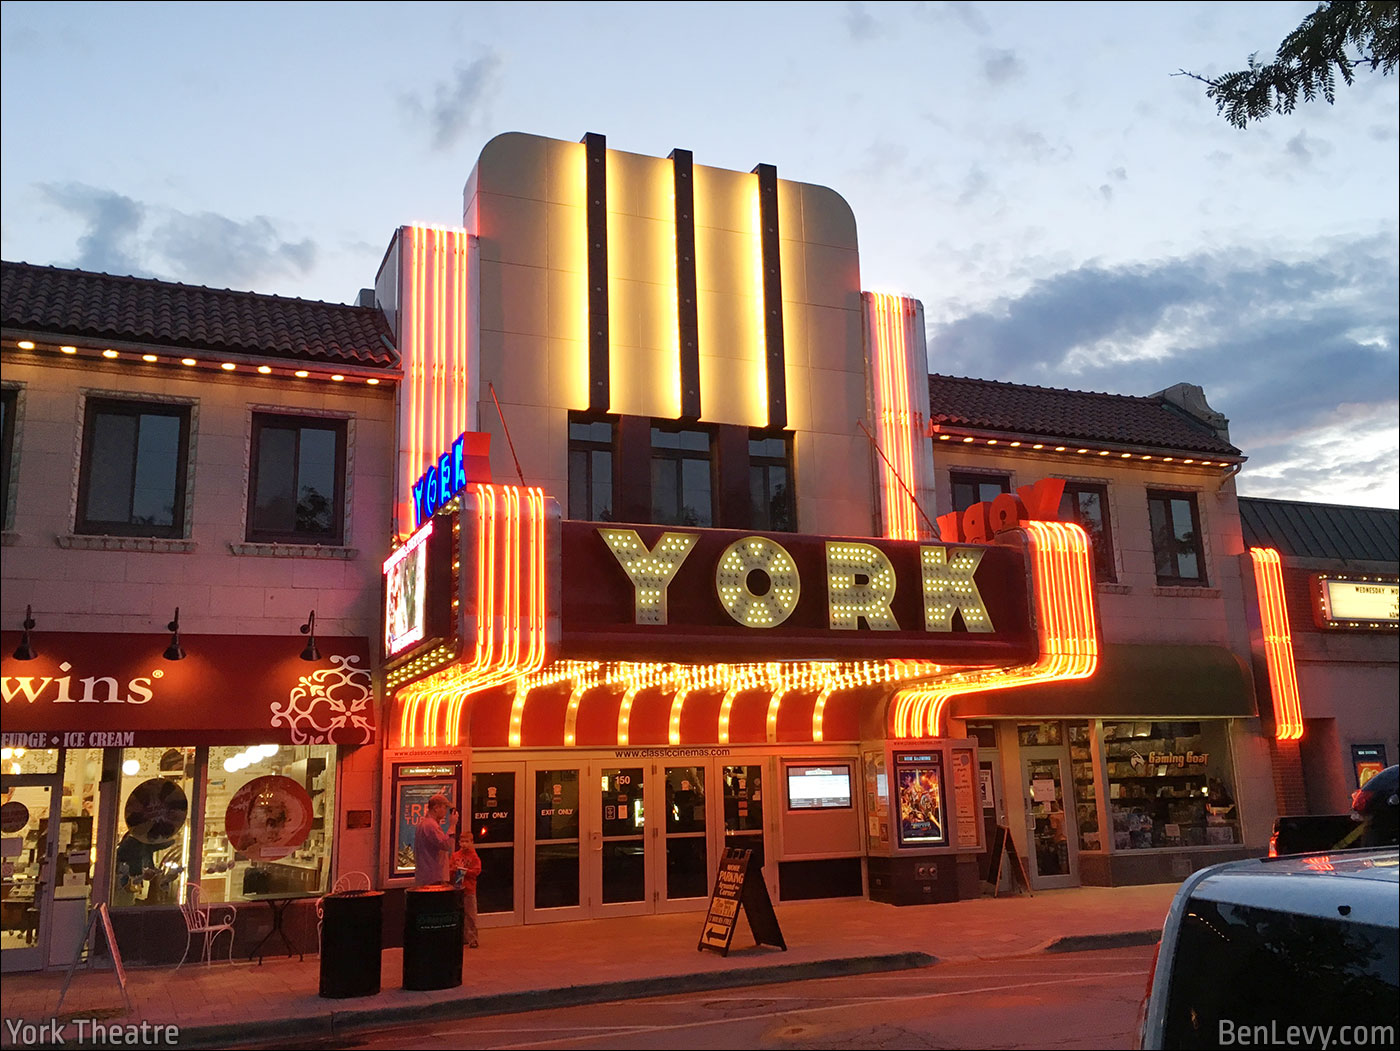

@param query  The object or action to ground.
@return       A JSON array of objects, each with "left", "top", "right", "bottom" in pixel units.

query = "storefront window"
[
  {"left": 1, "top": 782, "right": 52, "bottom": 950},
  {"left": 2, "top": 747, "right": 59, "bottom": 775},
  {"left": 1067, "top": 722, "right": 1101, "bottom": 852},
  {"left": 1104, "top": 721, "right": 1240, "bottom": 849},
  {"left": 56, "top": 749, "right": 103, "bottom": 908},
  {"left": 111, "top": 747, "right": 195, "bottom": 907},
  {"left": 204, "top": 744, "right": 333, "bottom": 901}
]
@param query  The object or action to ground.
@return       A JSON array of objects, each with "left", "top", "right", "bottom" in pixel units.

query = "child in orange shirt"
[{"left": 451, "top": 832, "right": 483, "bottom": 948}]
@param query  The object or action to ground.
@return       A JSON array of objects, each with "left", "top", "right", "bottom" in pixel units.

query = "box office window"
[
  {"left": 567, "top": 417, "right": 614, "bottom": 522},
  {"left": 1104, "top": 721, "right": 1240, "bottom": 850},
  {"left": 248, "top": 414, "right": 346, "bottom": 544},
  {"left": 1060, "top": 482, "right": 1116, "bottom": 582},
  {"left": 76, "top": 398, "right": 190, "bottom": 537},
  {"left": 749, "top": 434, "right": 795, "bottom": 532},
  {"left": 950, "top": 472, "right": 1010, "bottom": 513},
  {"left": 651, "top": 426, "right": 712, "bottom": 527},
  {"left": 1148, "top": 490, "right": 1207, "bottom": 586}
]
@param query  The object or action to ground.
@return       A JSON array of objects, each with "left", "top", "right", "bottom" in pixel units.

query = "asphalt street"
[{"left": 252, "top": 944, "right": 1156, "bottom": 1050}]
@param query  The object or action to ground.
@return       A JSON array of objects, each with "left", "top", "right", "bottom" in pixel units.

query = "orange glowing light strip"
[
  {"left": 395, "top": 483, "right": 548, "bottom": 747},
  {"left": 868, "top": 293, "right": 924, "bottom": 541},
  {"left": 668, "top": 687, "right": 690, "bottom": 746},
  {"left": 399, "top": 225, "right": 472, "bottom": 538},
  {"left": 765, "top": 688, "right": 788, "bottom": 743},
  {"left": 811, "top": 686, "right": 834, "bottom": 742},
  {"left": 891, "top": 521, "right": 1098, "bottom": 738},
  {"left": 1250, "top": 547, "right": 1304, "bottom": 741}
]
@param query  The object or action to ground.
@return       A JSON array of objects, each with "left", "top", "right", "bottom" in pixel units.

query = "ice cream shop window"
[
  {"left": 203, "top": 744, "right": 334, "bottom": 901},
  {"left": 1104, "top": 721, "right": 1240, "bottom": 850},
  {"left": 111, "top": 747, "right": 195, "bottom": 908}
]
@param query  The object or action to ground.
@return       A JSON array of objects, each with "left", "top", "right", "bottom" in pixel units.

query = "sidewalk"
[{"left": 1, "top": 883, "right": 1176, "bottom": 1049}]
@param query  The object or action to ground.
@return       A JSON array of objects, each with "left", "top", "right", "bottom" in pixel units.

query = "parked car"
[
  {"left": 1267, "top": 764, "right": 1400, "bottom": 857},
  {"left": 1267, "top": 812, "right": 1360, "bottom": 856},
  {"left": 1352, "top": 764, "right": 1399, "bottom": 847},
  {"left": 1137, "top": 847, "right": 1399, "bottom": 1050}
]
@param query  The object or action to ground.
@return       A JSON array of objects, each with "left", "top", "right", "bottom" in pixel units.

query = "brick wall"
[{"left": 1267, "top": 737, "right": 1308, "bottom": 816}]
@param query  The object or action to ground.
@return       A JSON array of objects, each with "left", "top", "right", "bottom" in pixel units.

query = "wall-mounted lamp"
[
  {"left": 299, "top": 611, "right": 321, "bottom": 662},
  {"left": 12, "top": 605, "right": 37, "bottom": 661},
  {"left": 163, "top": 608, "right": 186, "bottom": 661}
]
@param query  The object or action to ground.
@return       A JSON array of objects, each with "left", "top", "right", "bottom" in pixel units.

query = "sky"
[{"left": 2, "top": 1, "right": 1396, "bottom": 509}]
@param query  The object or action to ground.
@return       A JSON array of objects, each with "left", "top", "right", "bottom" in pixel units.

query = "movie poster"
[
  {"left": 384, "top": 521, "right": 431, "bottom": 657},
  {"left": 896, "top": 756, "right": 945, "bottom": 845},
  {"left": 393, "top": 779, "right": 458, "bottom": 876}
]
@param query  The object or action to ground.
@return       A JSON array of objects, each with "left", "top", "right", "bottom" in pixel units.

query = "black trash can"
[
  {"left": 402, "top": 885, "right": 463, "bottom": 991},
  {"left": 319, "top": 890, "right": 384, "bottom": 998}
]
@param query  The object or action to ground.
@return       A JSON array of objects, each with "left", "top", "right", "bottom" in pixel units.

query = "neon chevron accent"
[
  {"left": 395, "top": 484, "right": 548, "bottom": 747},
  {"left": 398, "top": 225, "right": 471, "bottom": 538},
  {"left": 1250, "top": 547, "right": 1304, "bottom": 741},
  {"left": 891, "top": 521, "right": 1098, "bottom": 738}
]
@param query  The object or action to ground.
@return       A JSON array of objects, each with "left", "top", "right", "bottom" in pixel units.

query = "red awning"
[{"left": 1, "top": 632, "right": 375, "bottom": 747}]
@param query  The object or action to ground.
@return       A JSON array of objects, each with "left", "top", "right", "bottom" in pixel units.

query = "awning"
[
  {"left": 951, "top": 643, "right": 1257, "bottom": 720},
  {"left": 1, "top": 632, "right": 375, "bottom": 747}
]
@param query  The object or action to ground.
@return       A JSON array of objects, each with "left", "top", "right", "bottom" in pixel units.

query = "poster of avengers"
[{"left": 896, "top": 756, "right": 946, "bottom": 845}]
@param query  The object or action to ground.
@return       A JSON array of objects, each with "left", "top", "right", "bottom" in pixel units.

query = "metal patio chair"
[{"left": 176, "top": 884, "right": 236, "bottom": 968}]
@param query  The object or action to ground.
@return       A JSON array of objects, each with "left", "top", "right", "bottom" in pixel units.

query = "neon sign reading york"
[
  {"left": 412, "top": 433, "right": 471, "bottom": 528},
  {"left": 598, "top": 528, "right": 993, "bottom": 633}
]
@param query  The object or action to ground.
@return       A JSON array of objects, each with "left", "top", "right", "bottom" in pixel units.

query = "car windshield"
[{"left": 1163, "top": 897, "right": 1398, "bottom": 1049}]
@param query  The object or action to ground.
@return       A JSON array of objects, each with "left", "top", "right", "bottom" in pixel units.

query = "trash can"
[
  {"left": 319, "top": 890, "right": 384, "bottom": 998},
  {"left": 402, "top": 884, "right": 463, "bottom": 990}
]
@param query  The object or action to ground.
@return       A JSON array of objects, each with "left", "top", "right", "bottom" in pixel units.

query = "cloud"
[
  {"left": 980, "top": 48, "right": 1024, "bottom": 85},
  {"left": 150, "top": 212, "right": 316, "bottom": 288},
  {"left": 843, "top": 1, "right": 879, "bottom": 40},
  {"left": 917, "top": 1, "right": 991, "bottom": 36},
  {"left": 40, "top": 183, "right": 147, "bottom": 276},
  {"left": 39, "top": 181, "right": 316, "bottom": 289},
  {"left": 407, "top": 52, "right": 502, "bottom": 151},
  {"left": 926, "top": 240, "right": 1399, "bottom": 505}
]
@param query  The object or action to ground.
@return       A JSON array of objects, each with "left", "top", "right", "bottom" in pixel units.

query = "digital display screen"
[
  {"left": 384, "top": 520, "right": 433, "bottom": 657},
  {"left": 786, "top": 764, "right": 853, "bottom": 810},
  {"left": 896, "top": 758, "right": 946, "bottom": 845}
]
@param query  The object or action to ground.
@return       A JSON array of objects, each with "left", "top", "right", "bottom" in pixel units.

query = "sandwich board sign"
[{"left": 697, "top": 847, "right": 786, "bottom": 956}]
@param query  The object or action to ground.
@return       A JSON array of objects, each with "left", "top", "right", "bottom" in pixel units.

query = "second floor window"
[
  {"left": 1, "top": 387, "right": 16, "bottom": 528},
  {"left": 651, "top": 426, "right": 712, "bottom": 527},
  {"left": 248, "top": 414, "right": 346, "bottom": 544},
  {"left": 950, "top": 472, "right": 1010, "bottom": 512},
  {"left": 76, "top": 397, "right": 191, "bottom": 538},
  {"left": 1059, "top": 482, "right": 1116, "bottom": 582},
  {"left": 568, "top": 418, "right": 614, "bottom": 521},
  {"left": 749, "top": 434, "right": 795, "bottom": 532},
  {"left": 1148, "top": 490, "right": 1207, "bottom": 586}
]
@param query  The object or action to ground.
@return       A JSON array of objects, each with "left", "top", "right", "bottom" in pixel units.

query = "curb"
[
  {"left": 1039, "top": 929, "right": 1162, "bottom": 954},
  {"left": 200, "top": 951, "right": 940, "bottom": 1049}
]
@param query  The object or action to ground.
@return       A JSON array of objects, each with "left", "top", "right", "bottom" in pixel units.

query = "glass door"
[
  {"left": 721, "top": 763, "right": 766, "bottom": 875},
  {"left": 591, "top": 765, "right": 649, "bottom": 917},
  {"left": 1, "top": 779, "right": 58, "bottom": 972},
  {"left": 525, "top": 764, "right": 585, "bottom": 923},
  {"left": 655, "top": 763, "right": 711, "bottom": 913},
  {"left": 1022, "top": 753, "right": 1078, "bottom": 889},
  {"left": 470, "top": 763, "right": 524, "bottom": 927}
]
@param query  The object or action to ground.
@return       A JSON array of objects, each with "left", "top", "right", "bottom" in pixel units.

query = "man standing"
[{"left": 414, "top": 794, "right": 457, "bottom": 885}]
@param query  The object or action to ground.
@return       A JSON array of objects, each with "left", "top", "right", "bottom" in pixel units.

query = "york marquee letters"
[{"left": 600, "top": 528, "right": 991, "bottom": 633}]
